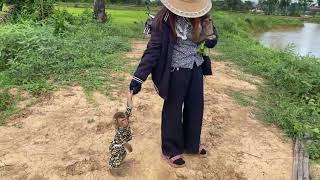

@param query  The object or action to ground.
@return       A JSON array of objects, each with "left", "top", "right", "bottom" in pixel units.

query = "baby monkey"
[{"left": 109, "top": 94, "right": 133, "bottom": 169}]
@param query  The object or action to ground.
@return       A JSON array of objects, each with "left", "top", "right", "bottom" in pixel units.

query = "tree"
[
  {"left": 288, "top": 2, "right": 301, "bottom": 16},
  {"left": 0, "top": 0, "right": 3, "bottom": 11},
  {"left": 298, "top": 0, "right": 313, "bottom": 14},
  {"left": 279, "top": 0, "right": 291, "bottom": 15},
  {"left": 94, "top": 0, "right": 107, "bottom": 23},
  {"left": 318, "top": 0, "right": 320, "bottom": 6},
  {"left": 224, "top": 0, "right": 244, "bottom": 11},
  {"left": 259, "top": 0, "right": 279, "bottom": 15},
  {"left": 243, "top": 1, "right": 254, "bottom": 11}
]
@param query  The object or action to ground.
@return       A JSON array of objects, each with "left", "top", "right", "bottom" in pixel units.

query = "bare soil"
[{"left": 0, "top": 40, "right": 294, "bottom": 180}]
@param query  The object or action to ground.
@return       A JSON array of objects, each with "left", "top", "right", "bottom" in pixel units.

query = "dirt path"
[{"left": 0, "top": 40, "right": 294, "bottom": 180}]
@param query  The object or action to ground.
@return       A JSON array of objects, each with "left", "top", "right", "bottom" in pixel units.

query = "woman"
[{"left": 129, "top": 0, "right": 218, "bottom": 168}]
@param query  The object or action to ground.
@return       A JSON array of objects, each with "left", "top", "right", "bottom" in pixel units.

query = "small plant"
[
  {"left": 0, "top": 91, "right": 13, "bottom": 111},
  {"left": 0, "top": 90, "right": 16, "bottom": 125},
  {"left": 4, "top": 0, "right": 55, "bottom": 21}
]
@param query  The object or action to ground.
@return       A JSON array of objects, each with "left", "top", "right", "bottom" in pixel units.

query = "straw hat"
[{"left": 160, "top": 0, "right": 212, "bottom": 18}]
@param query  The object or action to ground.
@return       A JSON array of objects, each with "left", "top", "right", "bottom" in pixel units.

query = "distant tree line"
[
  {"left": 0, "top": 0, "right": 3, "bottom": 11},
  {"left": 258, "top": 0, "right": 318, "bottom": 16},
  {"left": 213, "top": 0, "right": 254, "bottom": 11},
  {"left": 2, "top": 0, "right": 317, "bottom": 17},
  {"left": 57, "top": 0, "right": 153, "bottom": 5},
  {"left": 213, "top": 0, "right": 319, "bottom": 16}
]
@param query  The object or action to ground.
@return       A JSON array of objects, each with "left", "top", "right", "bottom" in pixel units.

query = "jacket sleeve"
[
  {"left": 133, "top": 19, "right": 163, "bottom": 82},
  {"left": 205, "top": 24, "right": 218, "bottom": 49}
]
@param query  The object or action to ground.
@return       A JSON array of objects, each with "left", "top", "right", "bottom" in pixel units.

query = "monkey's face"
[{"left": 118, "top": 117, "right": 129, "bottom": 128}]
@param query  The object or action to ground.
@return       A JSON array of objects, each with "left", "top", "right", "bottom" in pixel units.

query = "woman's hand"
[
  {"left": 129, "top": 79, "right": 142, "bottom": 95},
  {"left": 202, "top": 17, "right": 216, "bottom": 40}
]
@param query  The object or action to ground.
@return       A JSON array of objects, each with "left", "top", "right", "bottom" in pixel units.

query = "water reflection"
[{"left": 259, "top": 23, "right": 320, "bottom": 57}]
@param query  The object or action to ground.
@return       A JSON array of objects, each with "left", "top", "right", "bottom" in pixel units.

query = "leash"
[{"left": 125, "top": 91, "right": 133, "bottom": 118}]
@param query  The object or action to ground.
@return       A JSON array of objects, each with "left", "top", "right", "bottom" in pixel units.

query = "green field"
[
  {"left": 55, "top": 6, "right": 149, "bottom": 24},
  {"left": 0, "top": 6, "right": 320, "bottom": 160}
]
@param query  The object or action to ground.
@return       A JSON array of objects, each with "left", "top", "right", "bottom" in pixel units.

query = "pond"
[{"left": 259, "top": 23, "right": 320, "bottom": 58}]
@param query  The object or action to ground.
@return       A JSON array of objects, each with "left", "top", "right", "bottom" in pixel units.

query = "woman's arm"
[
  {"left": 205, "top": 25, "right": 219, "bottom": 48},
  {"left": 130, "top": 18, "right": 163, "bottom": 94},
  {"left": 204, "top": 24, "right": 218, "bottom": 48},
  {"left": 133, "top": 27, "right": 163, "bottom": 82}
]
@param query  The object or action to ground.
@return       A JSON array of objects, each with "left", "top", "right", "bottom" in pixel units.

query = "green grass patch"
[
  {"left": 55, "top": 5, "right": 149, "bottom": 24},
  {"left": 228, "top": 90, "right": 256, "bottom": 107},
  {"left": 0, "top": 9, "right": 143, "bottom": 124}
]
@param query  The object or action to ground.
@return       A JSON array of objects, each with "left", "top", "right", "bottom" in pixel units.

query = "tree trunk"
[
  {"left": 0, "top": 1, "right": 3, "bottom": 12},
  {"left": 94, "top": 0, "right": 107, "bottom": 23}
]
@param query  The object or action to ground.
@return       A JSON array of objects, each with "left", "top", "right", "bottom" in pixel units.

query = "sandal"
[
  {"left": 185, "top": 145, "right": 208, "bottom": 158},
  {"left": 161, "top": 154, "right": 186, "bottom": 168},
  {"left": 198, "top": 145, "right": 207, "bottom": 157}
]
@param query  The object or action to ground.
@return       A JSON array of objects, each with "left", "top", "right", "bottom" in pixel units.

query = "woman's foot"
[
  {"left": 185, "top": 145, "right": 208, "bottom": 157},
  {"left": 162, "top": 154, "right": 186, "bottom": 168},
  {"left": 198, "top": 146, "right": 207, "bottom": 157}
]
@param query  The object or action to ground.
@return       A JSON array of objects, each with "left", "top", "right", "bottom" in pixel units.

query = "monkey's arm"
[{"left": 123, "top": 143, "right": 133, "bottom": 152}]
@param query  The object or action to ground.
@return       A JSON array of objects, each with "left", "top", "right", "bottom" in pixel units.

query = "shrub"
[{"left": 0, "top": 16, "right": 131, "bottom": 95}]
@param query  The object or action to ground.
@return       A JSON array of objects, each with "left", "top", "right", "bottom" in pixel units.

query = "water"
[{"left": 259, "top": 23, "right": 320, "bottom": 58}]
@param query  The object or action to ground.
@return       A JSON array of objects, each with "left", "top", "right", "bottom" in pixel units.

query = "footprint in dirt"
[{"left": 65, "top": 158, "right": 101, "bottom": 176}]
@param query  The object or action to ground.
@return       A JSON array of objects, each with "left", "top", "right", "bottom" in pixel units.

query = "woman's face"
[{"left": 118, "top": 117, "right": 129, "bottom": 128}]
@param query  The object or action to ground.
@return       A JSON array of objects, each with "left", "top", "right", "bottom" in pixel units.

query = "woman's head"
[
  {"left": 159, "top": 0, "right": 212, "bottom": 19},
  {"left": 156, "top": 6, "right": 211, "bottom": 43},
  {"left": 155, "top": 0, "right": 212, "bottom": 42}
]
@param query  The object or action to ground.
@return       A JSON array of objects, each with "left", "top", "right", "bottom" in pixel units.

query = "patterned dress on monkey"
[{"left": 109, "top": 126, "right": 132, "bottom": 168}]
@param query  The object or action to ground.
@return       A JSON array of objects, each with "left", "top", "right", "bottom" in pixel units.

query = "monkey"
[{"left": 108, "top": 107, "right": 133, "bottom": 169}]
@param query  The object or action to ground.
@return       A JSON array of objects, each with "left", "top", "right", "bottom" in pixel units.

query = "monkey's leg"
[
  {"left": 109, "top": 154, "right": 121, "bottom": 169},
  {"left": 123, "top": 143, "right": 133, "bottom": 152},
  {"left": 120, "top": 147, "right": 127, "bottom": 162}
]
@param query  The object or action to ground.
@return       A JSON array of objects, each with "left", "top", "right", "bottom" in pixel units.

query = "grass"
[
  {"left": 55, "top": 5, "right": 149, "bottom": 24},
  {"left": 0, "top": 90, "right": 16, "bottom": 124},
  {"left": 1, "top": 5, "right": 320, "bottom": 160},
  {"left": 213, "top": 11, "right": 320, "bottom": 159},
  {"left": 228, "top": 90, "right": 256, "bottom": 107},
  {"left": 0, "top": 9, "right": 143, "bottom": 124}
]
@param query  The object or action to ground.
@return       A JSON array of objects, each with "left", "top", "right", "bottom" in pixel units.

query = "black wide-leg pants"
[{"left": 161, "top": 65, "right": 204, "bottom": 157}]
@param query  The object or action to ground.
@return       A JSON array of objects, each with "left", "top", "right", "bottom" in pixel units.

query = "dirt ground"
[{"left": 0, "top": 40, "right": 295, "bottom": 180}]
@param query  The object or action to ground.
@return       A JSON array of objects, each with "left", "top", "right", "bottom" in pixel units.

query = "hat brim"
[{"left": 160, "top": 0, "right": 212, "bottom": 18}]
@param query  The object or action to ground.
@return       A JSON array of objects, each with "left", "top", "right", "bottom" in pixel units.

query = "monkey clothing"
[{"left": 109, "top": 126, "right": 132, "bottom": 169}]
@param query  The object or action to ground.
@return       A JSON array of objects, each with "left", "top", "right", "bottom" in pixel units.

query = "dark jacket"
[{"left": 133, "top": 14, "right": 218, "bottom": 100}]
